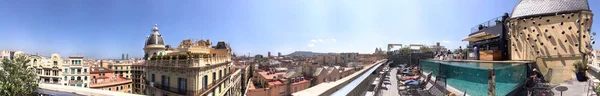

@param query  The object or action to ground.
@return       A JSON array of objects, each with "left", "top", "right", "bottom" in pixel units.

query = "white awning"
[{"left": 462, "top": 32, "right": 499, "bottom": 41}]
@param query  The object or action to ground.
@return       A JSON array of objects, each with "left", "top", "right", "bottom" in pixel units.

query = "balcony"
[
  {"left": 113, "top": 68, "right": 129, "bottom": 71},
  {"left": 470, "top": 16, "right": 504, "bottom": 35},
  {"left": 146, "top": 58, "right": 229, "bottom": 68},
  {"left": 68, "top": 80, "right": 84, "bottom": 84},
  {"left": 68, "top": 64, "right": 89, "bottom": 67},
  {"left": 63, "top": 72, "right": 89, "bottom": 76},
  {"left": 145, "top": 72, "right": 233, "bottom": 95}
]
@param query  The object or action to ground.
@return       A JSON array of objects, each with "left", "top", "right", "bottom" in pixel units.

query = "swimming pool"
[{"left": 420, "top": 60, "right": 528, "bottom": 96}]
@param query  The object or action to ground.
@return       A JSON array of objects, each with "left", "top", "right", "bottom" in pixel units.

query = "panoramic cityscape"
[{"left": 1, "top": 0, "right": 600, "bottom": 96}]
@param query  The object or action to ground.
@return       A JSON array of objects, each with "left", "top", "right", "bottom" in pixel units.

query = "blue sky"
[{"left": 0, "top": 0, "right": 599, "bottom": 59}]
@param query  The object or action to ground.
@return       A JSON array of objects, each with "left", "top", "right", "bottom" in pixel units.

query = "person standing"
[
  {"left": 458, "top": 46, "right": 463, "bottom": 60},
  {"left": 474, "top": 46, "right": 479, "bottom": 60}
]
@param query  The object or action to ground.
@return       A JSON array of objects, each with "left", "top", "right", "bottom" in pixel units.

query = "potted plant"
[
  {"left": 573, "top": 61, "right": 588, "bottom": 81},
  {"left": 596, "top": 84, "right": 600, "bottom": 96}
]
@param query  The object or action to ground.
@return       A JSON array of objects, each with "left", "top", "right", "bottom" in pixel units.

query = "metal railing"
[
  {"left": 68, "top": 80, "right": 84, "bottom": 84},
  {"left": 146, "top": 59, "right": 230, "bottom": 68},
  {"left": 146, "top": 72, "right": 234, "bottom": 95},
  {"left": 471, "top": 16, "right": 504, "bottom": 33},
  {"left": 64, "top": 72, "right": 90, "bottom": 75}
]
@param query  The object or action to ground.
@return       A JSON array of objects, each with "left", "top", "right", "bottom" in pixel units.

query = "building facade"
[
  {"left": 143, "top": 24, "right": 236, "bottom": 96},
  {"left": 31, "top": 53, "right": 64, "bottom": 84},
  {"left": 90, "top": 64, "right": 133, "bottom": 93},
  {"left": 2, "top": 51, "right": 66, "bottom": 85},
  {"left": 101, "top": 59, "right": 146, "bottom": 94},
  {"left": 247, "top": 71, "right": 311, "bottom": 96},
  {"left": 341, "top": 53, "right": 358, "bottom": 67},
  {"left": 131, "top": 60, "right": 146, "bottom": 94},
  {"left": 507, "top": 0, "right": 594, "bottom": 83},
  {"left": 61, "top": 56, "right": 91, "bottom": 88}
]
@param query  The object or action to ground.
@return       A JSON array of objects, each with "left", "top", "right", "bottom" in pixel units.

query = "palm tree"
[{"left": 0, "top": 55, "right": 39, "bottom": 96}]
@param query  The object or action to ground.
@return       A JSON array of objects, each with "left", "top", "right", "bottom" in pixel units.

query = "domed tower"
[{"left": 144, "top": 24, "right": 166, "bottom": 59}]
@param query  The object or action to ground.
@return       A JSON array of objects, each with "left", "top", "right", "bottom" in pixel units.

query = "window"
[
  {"left": 152, "top": 74, "right": 155, "bottom": 82},
  {"left": 53, "top": 61, "right": 57, "bottom": 66},
  {"left": 64, "top": 68, "right": 68, "bottom": 72},
  {"left": 84, "top": 76, "right": 87, "bottom": 80},
  {"left": 166, "top": 76, "right": 170, "bottom": 88},
  {"left": 84, "top": 69, "right": 87, "bottom": 72},
  {"left": 219, "top": 70, "right": 222, "bottom": 80},
  {"left": 203, "top": 75, "right": 208, "bottom": 89},
  {"left": 212, "top": 72, "right": 216, "bottom": 83},
  {"left": 84, "top": 83, "right": 87, "bottom": 87},
  {"left": 64, "top": 76, "right": 67, "bottom": 80},
  {"left": 178, "top": 78, "right": 187, "bottom": 93},
  {"left": 161, "top": 75, "right": 166, "bottom": 88},
  {"left": 77, "top": 76, "right": 81, "bottom": 80},
  {"left": 71, "top": 76, "right": 75, "bottom": 80}
]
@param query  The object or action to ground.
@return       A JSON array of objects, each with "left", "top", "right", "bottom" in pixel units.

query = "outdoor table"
[{"left": 555, "top": 86, "right": 568, "bottom": 96}]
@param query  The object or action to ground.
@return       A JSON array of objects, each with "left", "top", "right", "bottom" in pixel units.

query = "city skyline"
[{"left": 1, "top": 0, "right": 600, "bottom": 59}]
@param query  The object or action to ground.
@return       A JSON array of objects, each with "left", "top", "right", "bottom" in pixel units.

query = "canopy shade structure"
[{"left": 462, "top": 32, "right": 499, "bottom": 42}]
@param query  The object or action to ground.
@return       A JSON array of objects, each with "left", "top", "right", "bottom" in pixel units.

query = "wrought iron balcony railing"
[{"left": 145, "top": 72, "right": 233, "bottom": 95}]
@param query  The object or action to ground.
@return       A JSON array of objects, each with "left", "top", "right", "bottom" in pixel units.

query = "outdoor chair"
[
  {"left": 406, "top": 72, "right": 432, "bottom": 93},
  {"left": 418, "top": 76, "right": 448, "bottom": 96},
  {"left": 523, "top": 77, "right": 555, "bottom": 96}
]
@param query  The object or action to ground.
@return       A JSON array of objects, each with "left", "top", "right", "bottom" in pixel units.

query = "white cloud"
[
  {"left": 442, "top": 40, "right": 451, "bottom": 44},
  {"left": 330, "top": 38, "right": 336, "bottom": 42},
  {"left": 308, "top": 43, "right": 315, "bottom": 47},
  {"left": 318, "top": 39, "right": 323, "bottom": 42},
  {"left": 310, "top": 39, "right": 317, "bottom": 42}
]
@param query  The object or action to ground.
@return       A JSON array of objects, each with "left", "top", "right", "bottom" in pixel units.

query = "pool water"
[{"left": 420, "top": 60, "right": 527, "bottom": 96}]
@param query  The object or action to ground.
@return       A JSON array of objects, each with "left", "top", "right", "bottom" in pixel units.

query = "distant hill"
[{"left": 286, "top": 51, "right": 340, "bottom": 56}]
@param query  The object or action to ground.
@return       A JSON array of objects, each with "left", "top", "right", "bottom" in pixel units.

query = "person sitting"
[
  {"left": 532, "top": 68, "right": 545, "bottom": 83},
  {"left": 401, "top": 69, "right": 421, "bottom": 81},
  {"left": 525, "top": 75, "right": 537, "bottom": 88},
  {"left": 404, "top": 79, "right": 419, "bottom": 86}
]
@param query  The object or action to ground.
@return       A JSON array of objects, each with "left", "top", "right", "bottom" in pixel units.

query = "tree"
[
  {"left": 420, "top": 46, "right": 432, "bottom": 53},
  {"left": 0, "top": 55, "right": 39, "bottom": 95},
  {"left": 401, "top": 47, "right": 411, "bottom": 53}
]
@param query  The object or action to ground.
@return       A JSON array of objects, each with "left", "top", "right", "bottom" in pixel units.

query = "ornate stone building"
[
  {"left": 143, "top": 24, "right": 238, "bottom": 96},
  {"left": 31, "top": 53, "right": 64, "bottom": 84}
]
